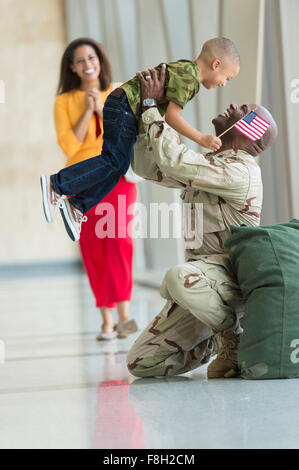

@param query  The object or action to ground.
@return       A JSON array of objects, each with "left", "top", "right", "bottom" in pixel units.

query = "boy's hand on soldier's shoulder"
[
  {"left": 136, "top": 64, "right": 168, "bottom": 104},
  {"left": 200, "top": 134, "right": 222, "bottom": 152}
]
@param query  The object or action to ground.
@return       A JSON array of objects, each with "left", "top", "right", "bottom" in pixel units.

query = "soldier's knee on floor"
[
  {"left": 163, "top": 265, "right": 185, "bottom": 296},
  {"left": 126, "top": 345, "right": 137, "bottom": 368},
  {"left": 126, "top": 353, "right": 150, "bottom": 378},
  {"left": 127, "top": 366, "right": 145, "bottom": 378}
]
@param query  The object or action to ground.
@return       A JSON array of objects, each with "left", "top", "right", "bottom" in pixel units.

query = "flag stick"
[{"left": 217, "top": 107, "right": 257, "bottom": 138}]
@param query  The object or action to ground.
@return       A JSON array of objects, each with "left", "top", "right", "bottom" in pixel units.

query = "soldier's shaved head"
[
  {"left": 248, "top": 104, "right": 278, "bottom": 154},
  {"left": 199, "top": 37, "right": 240, "bottom": 65}
]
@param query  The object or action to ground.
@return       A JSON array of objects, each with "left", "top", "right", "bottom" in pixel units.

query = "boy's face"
[{"left": 202, "top": 59, "right": 240, "bottom": 89}]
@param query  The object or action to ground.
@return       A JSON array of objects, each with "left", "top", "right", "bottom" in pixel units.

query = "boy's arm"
[
  {"left": 165, "top": 101, "right": 203, "bottom": 144},
  {"left": 165, "top": 100, "right": 221, "bottom": 152}
]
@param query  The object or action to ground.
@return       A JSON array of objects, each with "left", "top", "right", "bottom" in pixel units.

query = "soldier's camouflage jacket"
[{"left": 131, "top": 107, "right": 263, "bottom": 272}]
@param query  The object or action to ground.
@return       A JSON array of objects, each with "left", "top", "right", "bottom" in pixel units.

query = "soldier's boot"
[{"left": 207, "top": 322, "right": 242, "bottom": 378}]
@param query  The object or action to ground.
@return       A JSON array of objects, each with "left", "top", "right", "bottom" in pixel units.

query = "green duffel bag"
[{"left": 225, "top": 219, "right": 299, "bottom": 380}]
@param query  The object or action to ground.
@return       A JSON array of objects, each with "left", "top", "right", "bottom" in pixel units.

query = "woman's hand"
[
  {"left": 74, "top": 89, "right": 100, "bottom": 142},
  {"left": 85, "top": 91, "right": 95, "bottom": 112},
  {"left": 136, "top": 64, "right": 167, "bottom": 104},
  {"left": 87, "top": 89, "right": 103, "bottom": 117},
  {"left": 84, "top": 89, "right": 103, "bottom": 118}
]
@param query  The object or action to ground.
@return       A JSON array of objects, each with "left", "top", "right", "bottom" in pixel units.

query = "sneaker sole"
[
  {"left": 40, "top": 175, "right": 53, "bottom": 223},
  {"left": 58, "top": 199, "right": 79, "bottom": 242},
  {"left": 96, "top": 333, "right": 117, "bottom": 341}
]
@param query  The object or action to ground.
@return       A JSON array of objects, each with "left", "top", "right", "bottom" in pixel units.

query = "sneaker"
[
  {"left": 58, "top": 198, "right": 87, "bottom": 242},
  {"left": 40, "top": 175, "right": 61, "bottom": 223},
  {"left": 207, "top": 323, "right": 242, "bottom": 378},
  {"left": 96, "top": 330, "right": 117, "bottom": 341},
  {"left": 115, "top": 319, "right": 138, "bottom": 338}
]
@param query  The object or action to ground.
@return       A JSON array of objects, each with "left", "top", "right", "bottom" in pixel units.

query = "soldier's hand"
[
  {"left": 136, "top": 64, "right": 167, "bottom": 104},
  {"left": 200, "top": 134, "right": 222, "bottom": 152}
]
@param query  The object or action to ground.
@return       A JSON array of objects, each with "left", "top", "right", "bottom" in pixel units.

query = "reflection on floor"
[{"left": 1, "top": 267, "right": 299, "bottom": 449}]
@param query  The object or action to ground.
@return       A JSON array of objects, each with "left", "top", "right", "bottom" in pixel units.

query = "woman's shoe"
[
  {"left": 96, "top": 330, "right": 117, "bottom": 341},
  {"left": 115, "top": 319, "right": 138, "bottom": 338}
]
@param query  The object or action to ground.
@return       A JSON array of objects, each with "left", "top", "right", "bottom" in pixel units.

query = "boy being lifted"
[{"left": 41, "top": 37, "right": 240, "bottom": 241}]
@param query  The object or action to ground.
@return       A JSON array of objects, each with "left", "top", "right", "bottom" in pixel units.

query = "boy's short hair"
[{"left": 200, "top": 37, "right": 240, "bottom": 65}]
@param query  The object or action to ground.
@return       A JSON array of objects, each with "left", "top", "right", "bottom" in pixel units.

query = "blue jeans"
[{"left": 51, "top": 91, "right": 138, "bottom": 214}]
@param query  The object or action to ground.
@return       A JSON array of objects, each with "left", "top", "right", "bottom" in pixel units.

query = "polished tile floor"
[{"left": 1, "top": 267, "right": 299, "bottom": 449}]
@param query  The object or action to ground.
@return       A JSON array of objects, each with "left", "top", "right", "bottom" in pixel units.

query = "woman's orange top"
[{"left": 54, "top": 83, "right": 117, "bottom": 167}]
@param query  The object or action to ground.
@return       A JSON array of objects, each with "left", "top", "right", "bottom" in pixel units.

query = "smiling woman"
[
  {"left": 57, "top": 38, "right": 112, "bottom": 96},
  {"left": 53, "top": 38, "right": 138, "bottom": 341}
]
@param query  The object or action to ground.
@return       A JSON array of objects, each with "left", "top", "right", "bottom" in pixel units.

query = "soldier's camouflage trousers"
[{"left": 127, "top": 258, "right": 244, "bottom": 377}]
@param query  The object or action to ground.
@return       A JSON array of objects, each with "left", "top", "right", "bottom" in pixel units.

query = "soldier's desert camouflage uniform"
[{"left": 127, "top": 108, "right": 263, "bottom": 377}]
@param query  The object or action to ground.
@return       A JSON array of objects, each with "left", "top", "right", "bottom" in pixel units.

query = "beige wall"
[{"left": 0, "top": 0, "right": 79, "bottom": 264}]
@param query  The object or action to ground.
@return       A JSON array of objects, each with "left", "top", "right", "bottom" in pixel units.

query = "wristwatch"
[{"left": 142, "top": 98, "right": 157, "bottom": 108}]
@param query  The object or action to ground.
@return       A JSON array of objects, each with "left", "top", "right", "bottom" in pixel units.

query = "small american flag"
[{"left": 234, "top": 111, "right": 270, "bottom": 141}]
